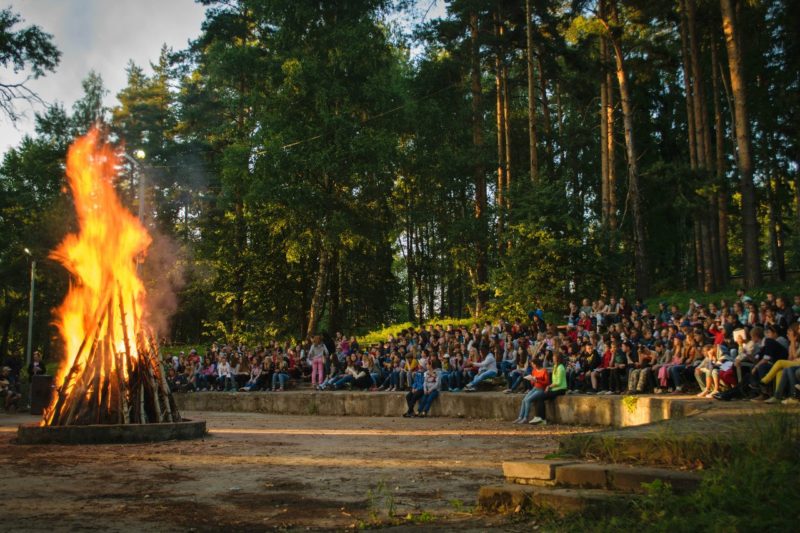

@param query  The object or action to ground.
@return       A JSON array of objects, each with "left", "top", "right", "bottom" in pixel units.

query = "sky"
[
  {"left": 0, "top": 0, "right": 208, "bottom": 154},
  {"left": 0, "top": 0, "right": 447, "bottom": 155}
]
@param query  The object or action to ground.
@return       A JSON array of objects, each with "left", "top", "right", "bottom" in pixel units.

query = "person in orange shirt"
[{"left": 513, "top": 358, "right": 550, "bottom": 423}]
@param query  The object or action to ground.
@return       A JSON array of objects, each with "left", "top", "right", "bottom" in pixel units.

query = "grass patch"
[
  {"left": 357, "top": 317, "right": 476, "bottom": 346},
  {"left": 544, "top": 409, "right": 800, "bottom": 532}
]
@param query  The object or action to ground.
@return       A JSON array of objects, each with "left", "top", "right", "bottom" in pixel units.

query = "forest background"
[{"left": 1, "top": 0, "right": 798, "bottom": 359}]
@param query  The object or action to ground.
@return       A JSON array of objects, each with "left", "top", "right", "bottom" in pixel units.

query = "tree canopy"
[{"left": 1, "top": 0, "right": 799, "bottom": 356}]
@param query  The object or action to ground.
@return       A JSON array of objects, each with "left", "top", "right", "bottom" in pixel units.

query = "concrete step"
[
  {"left": 175, "top": 390, "right": 710, "bottom": 427},
  {"left": 478, "top": 484, "right": 625, "bottom": 515},
  {"left": 502, "top": 459, "right": 577, "bottom": 486},
  {"left": 502, "top": 459, "right": 701, "bottom": 494}
]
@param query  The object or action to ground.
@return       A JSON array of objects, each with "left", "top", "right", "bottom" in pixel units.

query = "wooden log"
[{"left": 46, "top": 289, "right": 113, "bottom": 425}]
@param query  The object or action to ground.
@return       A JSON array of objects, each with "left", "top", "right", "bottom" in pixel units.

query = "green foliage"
[
  {"left": 0, "top": 7, "right": 60, "bottom": 121},
  {"left": 2, "top": 0, "right": 800, "bottom": 358},
  {"left": 358, "top": 317, "right": 475, "bottom": 346}
]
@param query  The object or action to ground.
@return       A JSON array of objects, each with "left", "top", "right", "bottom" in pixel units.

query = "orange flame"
[{"left": 42, "top": 128, "right": 151, "bottom": 425}]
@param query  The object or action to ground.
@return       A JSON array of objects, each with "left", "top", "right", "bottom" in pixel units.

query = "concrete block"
[
  {"left": 503, "top": 460, "right": 577, "bottom": 482},
  {"left": 531, "top": 487, "right": 623, "bottom": 515},
  {"left": 477, "top": 484, "right": 535, "bottom": 512},
  {"left": 554, "top": 463, "right": 609, "bottom": 489},
  {"left": 607, "top": 465, "right": 702, "bottom": 494}
]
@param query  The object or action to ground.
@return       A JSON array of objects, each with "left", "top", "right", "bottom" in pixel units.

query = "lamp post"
[
  {"left": 122, "top": 149, "right": 147, "bottom": 223},
  {"left": 23, "top": 247, "right": 36, "bottom": 369},
  {"left": 133, "top": 149, "right": 146, "bottom": 222}
]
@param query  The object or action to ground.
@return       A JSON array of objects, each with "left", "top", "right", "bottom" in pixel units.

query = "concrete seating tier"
[{"left": 174, "top": 390, "right": 712, "bottom": 428}]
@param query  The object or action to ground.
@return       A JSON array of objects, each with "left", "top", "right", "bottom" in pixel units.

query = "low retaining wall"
[
  {"left": 175, "top": 392, "right": 710, "bottom": 428},
  {"left": 16, "top": 419, "right": 207, "bottom": 445}
]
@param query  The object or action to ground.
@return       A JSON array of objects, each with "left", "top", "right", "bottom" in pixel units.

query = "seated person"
[
  {"left": 0, "top": 366, "right": 21, "bottom": 411},
  {"left": 464, "top": 347, "right": 497, "bottom": 391}
]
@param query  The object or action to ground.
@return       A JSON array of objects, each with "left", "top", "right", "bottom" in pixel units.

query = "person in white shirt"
[
  {"left": 417, "top": 366, "right": 442, "bottom": 416},
  {"left": 216, "top": 355, "right": 235, "bottom": 391},
  {"left": 464, "top": 347, "right": 497, "bottom": 391}
]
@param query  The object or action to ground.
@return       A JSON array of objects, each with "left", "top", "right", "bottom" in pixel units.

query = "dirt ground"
[{"left": 0, "top": 410, "right": 595, "bottom": 531}]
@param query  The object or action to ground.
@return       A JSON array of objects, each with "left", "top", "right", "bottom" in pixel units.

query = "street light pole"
[
  {"left": 122, "top": 149, "right": 147, "bottom": 223},
  {"left": 24, "top": 248, "right": 36, "bottom": 369},
  {"left": 134, "top": 149, "right": 146, "bottom": 223}
]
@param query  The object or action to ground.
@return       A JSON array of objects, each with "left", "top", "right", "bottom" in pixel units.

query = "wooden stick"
[{"left": 46, "top": 288, "right": 113, "bottom": 425}]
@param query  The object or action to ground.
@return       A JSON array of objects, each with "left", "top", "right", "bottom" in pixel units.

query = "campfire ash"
[{"left": 42, "top": 128, "right": 180, "bottom": 427}]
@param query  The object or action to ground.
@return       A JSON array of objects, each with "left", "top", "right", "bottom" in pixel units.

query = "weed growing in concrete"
[
  {"left": 366, "top": 478, "right": 395, "bottom": 523},
  {"left": 622, "top": 395, "right": 638, "bottom": 414}
]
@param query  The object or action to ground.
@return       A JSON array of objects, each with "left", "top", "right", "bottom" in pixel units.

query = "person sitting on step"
[
  {"left": 528, "top": 349, "right": 567, "bottom": 425},
  {"left": 463, "top": 346, "right": 497, "bottom": 392}
]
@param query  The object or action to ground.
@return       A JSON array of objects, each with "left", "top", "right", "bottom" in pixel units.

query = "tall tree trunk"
[
  {"left": 767, "top": 175, "right": 786, "bottom": 282},
  {"left": 694, "top": 222, "right": 704, "bottom": 289},
  {"left": 406, "top": 205, "right": 415, "bottom": 323},
  {"left": 796, "top": 153, "right": 800, "bottom": 232},
  {"left": 600, "top": 24, "right": 610, "bottom": 226},
  {"left": 711, "top": 36, "right": 730, "bottom": 284},
  {"left": 606, "top": 55, "right": 617, "bottom": 231},
  {"left": 537, "top": 56, "right": 553, "bottom": 160},
  {"left": 503, "top": 62, "right": 512, "bottom": 210},
  {"left": 687, "top": 0, "right": 713, "bottom": 169},
  {"left": 701, "top": 218, "right": 715, "bottom": 293},
  {"left": 599, "top": 0, "right": 615, "bottom": 230},
  {"left": 526, "top": 0, "right": 539, "bottom": 183},
  {"left": 494, "top": 11, "right": 506, "bottom": 250},
  {"left": 306, "top": 244, "right": 330, "bottom": 336},
  {"left": 470, "top": 11, "right": 488, "bottom": 316},
  {"left": 607, "top": 2, "right": 649, "bottom": 297},
  {"left": 679, "top": 4, "right": 698, "bottom": 169},
  {"left": 328, "top": 248, "right": 341, "bottom": 334},
  {"left": 555, "top": 81, "right": 564, "bottom": 165},
  {"left": 687, "top": 0, "right": 721, "bottom": 290},
  {"left": 720, "top": 0, "right": 762, "bottom": 288},
  {"left": 414, "top": 225, "right": 425, "bottom": 322}
]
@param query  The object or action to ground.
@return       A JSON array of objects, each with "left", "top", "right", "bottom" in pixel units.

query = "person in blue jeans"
[
  {"left": 417, "top": 366, "right": 442, "bottom": 417},
  {"left": 271, "top": 361, "right": 289, "bottom": 391},
  {"left": 464, "top": 347, "right": 497, "bottom": 391},
  {"left": 505, "top": 353, "right": 531, "bottom": 393},
  {"left": 529, "top": 351, "right": 568, "bottom": 425},
  {"left": 404, "top": 371, "right": 426, "bottom": 417},
  {"left": 513, "top": 358, "right": 549, "bottom": 423}
]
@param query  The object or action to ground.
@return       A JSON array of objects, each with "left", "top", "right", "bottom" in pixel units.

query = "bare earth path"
[{"left": 0, "top": 411, "right": 595, "bottom": 531}]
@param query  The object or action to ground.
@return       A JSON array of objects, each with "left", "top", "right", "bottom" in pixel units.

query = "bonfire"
[{"left": 41, "top": 128, "right": 180, "bottom": 427}]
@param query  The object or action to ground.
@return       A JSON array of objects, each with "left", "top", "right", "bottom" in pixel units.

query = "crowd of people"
[
  {"left": 162, "top": 289, "right": 800, "bottom": 424},
  {"left": 2, "top": 289, "right": 797, "bottom": 422}
]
